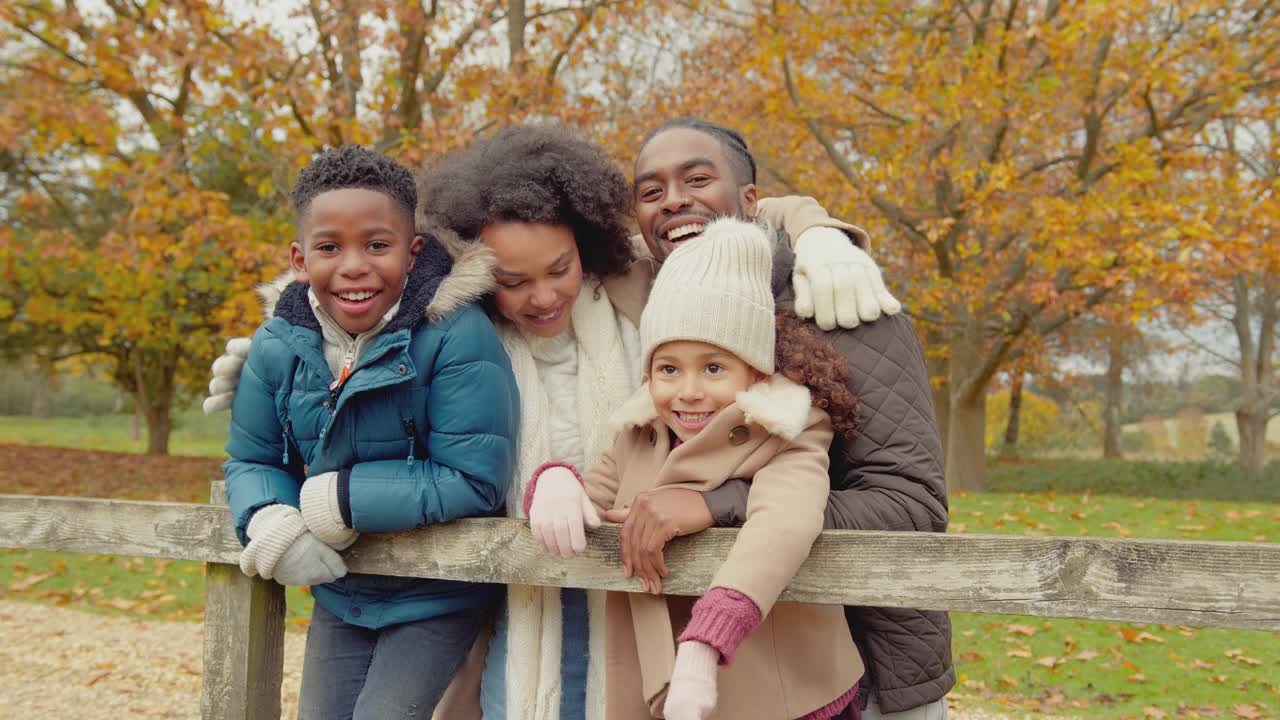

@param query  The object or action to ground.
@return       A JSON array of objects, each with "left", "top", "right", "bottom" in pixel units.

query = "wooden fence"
[{"left": 1, "top": 482, "right": 1278, "bottom": 720}]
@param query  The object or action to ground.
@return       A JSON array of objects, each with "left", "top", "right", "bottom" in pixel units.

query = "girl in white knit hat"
[{"left": 525, "top": 216, "right": 866, "bottom": 720}]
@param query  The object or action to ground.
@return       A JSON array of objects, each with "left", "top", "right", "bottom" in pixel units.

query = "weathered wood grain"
[
  {"left": 202, "top": 563, "right": 285, "bottom": 720},
  {"left": 202, "top": 485, "right": 285, "bottom": 720},
  {"left": 2, "top": 492, "right": 1278, "bottom": 631}
]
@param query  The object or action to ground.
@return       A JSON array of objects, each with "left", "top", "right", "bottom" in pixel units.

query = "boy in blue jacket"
[{"left": 223, "top": 145, "right": 518, "bottom": 718}]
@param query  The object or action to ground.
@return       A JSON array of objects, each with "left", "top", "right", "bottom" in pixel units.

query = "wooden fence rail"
[{"left": 2, "top": 486, "right": 1278, "bottom": 720}]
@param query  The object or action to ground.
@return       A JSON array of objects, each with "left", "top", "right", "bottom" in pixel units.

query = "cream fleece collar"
[{"left": 608, "top": 373, "right": 813, "bottom": 442}]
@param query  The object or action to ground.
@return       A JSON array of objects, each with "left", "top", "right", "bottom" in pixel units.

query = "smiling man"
[{"left": 606, "top": 118, "right": 955, "bottom": 720}]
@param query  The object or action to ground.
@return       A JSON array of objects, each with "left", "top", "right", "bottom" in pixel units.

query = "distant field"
[
  {"left": 0, "top": 406, "right": 229, "bottom": 458},
  {"left": 1122, "top": 410, "right": 1280, "bottom": 456}
]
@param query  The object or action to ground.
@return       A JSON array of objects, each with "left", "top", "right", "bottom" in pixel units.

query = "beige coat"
[{"left": 586, "top": 376, "right": 864, "bottom": 720}]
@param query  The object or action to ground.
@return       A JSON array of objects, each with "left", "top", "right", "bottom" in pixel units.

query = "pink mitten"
[
  {"left": 663, "top": 641, "right": 719, "bottom": 720},
  {"left": 528, "top": 465, "right": 601, "bottom": 559}
]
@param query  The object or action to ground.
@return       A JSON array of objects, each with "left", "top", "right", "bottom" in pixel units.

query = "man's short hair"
[
  {"left": 639, "top": 118, "right": 757, "bottom": 186},
  {"left": 291, "top": 145, "right": 417, "bottom": 223}
]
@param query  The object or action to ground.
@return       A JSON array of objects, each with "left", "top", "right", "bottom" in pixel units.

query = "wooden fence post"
[{"left": 202, "top": 485, "right": 286, "bottom": 720}]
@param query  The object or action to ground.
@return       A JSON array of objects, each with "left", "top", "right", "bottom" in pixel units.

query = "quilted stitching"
[{"left": 771, "top": 239, "right": 955, "bottom": 710}]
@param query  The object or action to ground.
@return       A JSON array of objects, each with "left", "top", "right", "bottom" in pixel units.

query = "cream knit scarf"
[{"left": 497, "top": 281, "right": 641, "bottom": 720}]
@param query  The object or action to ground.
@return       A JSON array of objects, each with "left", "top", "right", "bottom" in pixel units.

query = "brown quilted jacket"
[{"left": 702, "top": 237, "right": 955, "bottom": 713}]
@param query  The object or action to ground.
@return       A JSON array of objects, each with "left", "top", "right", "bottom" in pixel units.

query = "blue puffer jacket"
[{"left": 223, "top": 235, "right": 518, "bottom": 629}]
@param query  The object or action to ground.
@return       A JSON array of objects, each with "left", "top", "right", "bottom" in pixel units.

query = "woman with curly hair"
[
  {"left": 524, "top": 218, "right": 865, "bottom": 720},
  {"left": 419, "top": 125, "right": 644, "bottom": 720}
]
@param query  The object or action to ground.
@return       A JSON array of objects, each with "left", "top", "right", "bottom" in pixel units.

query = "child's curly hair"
[
  {"left": 418, "top": 125, "right": 636, "bottom": 278},
  {"left": 292, "top": 145, "right": 417, "bottom": 223},
  {"left": 774, "top": 313, "right": 861, "bottom": 440}
]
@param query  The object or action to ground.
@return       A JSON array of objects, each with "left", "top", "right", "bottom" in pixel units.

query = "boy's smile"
[{"left": 290, "top": 188, "right": 421, "bottom": 335}]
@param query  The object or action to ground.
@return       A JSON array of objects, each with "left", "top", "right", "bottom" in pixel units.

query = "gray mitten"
[
  {"left": 300, "top": 471, "right": 360, "bottom": 550},
  {"left": 239, "top": 504, "right": 347, "bottom": 586},
  {"left": 271, "top": 531, "right": 348, "bottom": 587}
]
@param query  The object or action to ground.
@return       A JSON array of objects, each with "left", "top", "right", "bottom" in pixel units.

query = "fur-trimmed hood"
[
  {"left": 256, "top": 225, "right": 495, "bottom": 330},
  {"left": 608, "top": 373, "right": 813, "bottom": 442}
]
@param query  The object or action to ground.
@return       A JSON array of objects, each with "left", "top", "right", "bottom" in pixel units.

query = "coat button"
[
  {"left": 322, "top": 400, "right": 330, "bottom": 409},
  {"left": 397, "top": 364, "right": 408, "bottom": 375},
  {"left": 729, "top": 426, "right": 750, "bottom": 445},
  {"left": 350, "top": 607, "right": 362, "bottom": 618},
  {"left": 648, "top": 427, "right": 657, "bottom": 446}
]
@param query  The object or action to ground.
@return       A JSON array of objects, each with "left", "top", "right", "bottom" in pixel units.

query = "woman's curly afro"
[{"left": 418, "top": 125, "right": 636, "bottom": 278}]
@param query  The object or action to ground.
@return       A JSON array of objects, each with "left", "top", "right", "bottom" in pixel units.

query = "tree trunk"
[
  {"left": 1001, "top": 372, "right": 1023, "bottom": 458},
  {"left": 947, "top": 390, "right": 988, "bottom": 493},
  {"left": 1103, "top": 331, "right": 1126, "bottom": 458},
  {"left": 946, "top": 319, "right": 988, "bottom": 492},
  {"left": 1236, "top": 392, "right": 1268, "bottom": 483},
  {"left": 508, "top": 0, "right": 527, "bottom": 72},
  {"left": 143, "top": 399, "right": 172, "bottom": 456},
  {"left": 926, "top": 336, "right": 950, "bottom": 454},
  {"left": 29, "top": 361, "right": 51, "bottom": 418},
  {"left": 129, "top": 349, "right": 177, "bottom": 456},
  {"left": 1229, "top": 274, "right": 1275, "bottom": 482}
]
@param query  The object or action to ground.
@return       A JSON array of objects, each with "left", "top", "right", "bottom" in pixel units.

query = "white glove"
[
  {"left": 202, "top": 337, "right": 252, "bottom": 414},
  {"left": 529, "top": 466, "right": 601, "bottom": 559},
  {"left": 300, "top": 471, "right": 360, "bottom": 550},
  {"left": 239, "top": 504, "right": 347, "bottom": 586},
  {"left": 663, "top": 640, "right": 719, "bottom": 720},
  {"left": 792, "top": 227, "right": 902, "bottom": 330}
]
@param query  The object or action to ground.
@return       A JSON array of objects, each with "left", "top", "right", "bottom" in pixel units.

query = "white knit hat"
[{"left": 640, "top": 216, "right": 775, "bottom": 375}]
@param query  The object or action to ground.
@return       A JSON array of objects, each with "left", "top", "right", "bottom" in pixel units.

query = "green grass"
[
  {"left": 945, "top": 490, "right": 1279, "bottom": 718},
  {"left": 0, "top": 548, "right": 315, "bottom": 629},
  {"left": 0, "top": 406, "right": 230, "bottom": 458}
]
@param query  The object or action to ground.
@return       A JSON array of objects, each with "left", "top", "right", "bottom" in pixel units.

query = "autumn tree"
[
  {"left": 656, "top": 0, "right": 1278, "bottom": 490},
  {"left": 0, "top": 1, "right": 283, "bottom": 453},
  {"left": 1188, "top": 108, "right": 1280, "bottom": 482}
]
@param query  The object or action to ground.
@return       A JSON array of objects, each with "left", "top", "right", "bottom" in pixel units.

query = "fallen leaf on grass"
[
  {"left": 1231, "top": 704, "right": 1262, "bottom": 719},
  {"left": 1192, "top": 658, "right": 1214, "bottom": 669},
  {"left": 1224, "top": 649, "right": 1261, "bottom": 666},
  {"left": 9, "top": 571, "right": 57, "bottom": 591},
  {"left": 1207, "top": 675, "right": 1229, "bottom": 683},
  {"left": 1007, "top": 647, "right": 1032, "bottom": 658},
  {"left": 1006, "top": 623, "right": 1037, "bottom": 636},
  {"left": 1101, "top": 521, "right": 1133, "bottom": 537},
  {"left": 998, "top": 674, "right": 1018, "bottom": 688},
  {"left": 1128, "top": 673, "right": 1147, "bottom": 682},
  {"left": 1144, "top": 708, "right": 1169, "bottom": 719},
  {"left": 1072, "top": 649, "right": 1101, "bottom": 662},
  {"left": 1035, "top": 656, "right": 1060, "bottom": 669},
  {"left": 1119, "top": 628, "right": 1165, "bottom": 644}
]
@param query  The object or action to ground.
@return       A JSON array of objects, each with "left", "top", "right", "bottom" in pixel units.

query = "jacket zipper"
[
  {"left": 402, "top": 418, "right": 417, "bottom": 466},
  {"left": 281, "top": 419, "right": 293, "bottom": 465}
]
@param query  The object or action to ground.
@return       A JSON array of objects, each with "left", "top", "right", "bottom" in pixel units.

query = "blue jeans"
[
  {"left": 298, "top": 603, "right": 489, "bottom": 720},
  {"left": 480, "top": 588, "right": 590, "bottom": 719}
]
